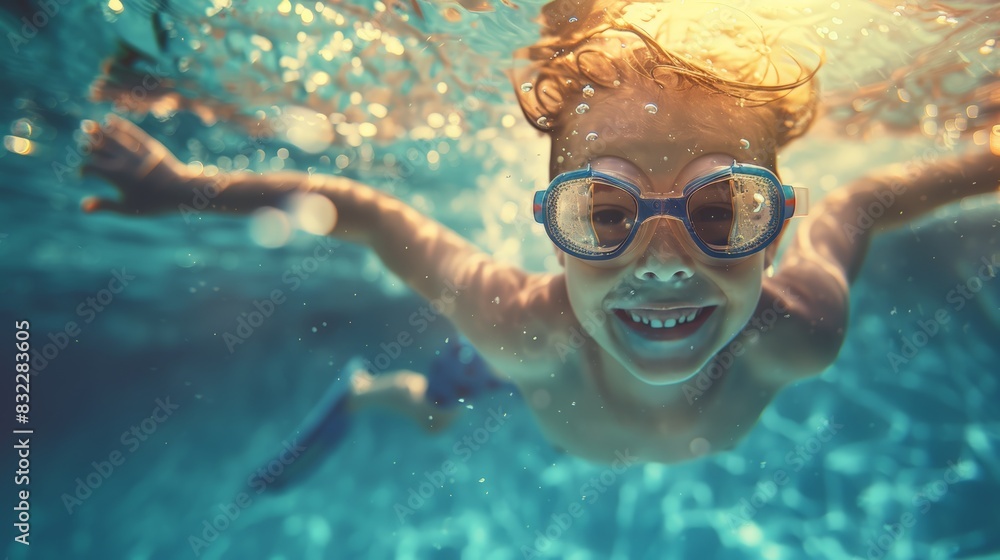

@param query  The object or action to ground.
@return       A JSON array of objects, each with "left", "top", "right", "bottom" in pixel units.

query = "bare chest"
[{"left": 512, "top": 350, "right": 777, "bottom": 464}]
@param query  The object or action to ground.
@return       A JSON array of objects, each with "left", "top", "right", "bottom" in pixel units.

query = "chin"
[{"left": 624, "top": 354, "right": 714, "bottom": 385}]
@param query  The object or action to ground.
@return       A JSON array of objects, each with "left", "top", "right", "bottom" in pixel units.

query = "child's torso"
[{"left": 509, "top": 340, "right": 778, "bottom": 464}]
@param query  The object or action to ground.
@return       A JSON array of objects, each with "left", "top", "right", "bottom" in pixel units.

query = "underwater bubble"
[
  {"left": 737, "top": 524, "right": 763, "bottom": 547},
  {"left": 3, "top": 135, "right": 32, "bottom": 155},
  {"left": 739, "top": 138, "right": 751, "bottom": 149},
  {"left": 644, "top": 103, "right": 658, "bottom": 114},
  {"left": 279, "top": 106, "right": 334, "bottom": 154},
  {"left": 288, "top": 192, "right": 338, "bottom": 235},
  {"left": 612, "top": 79, "right": 621, "bottom": 87},
  {"left": 575, "top": 103, "right": 590, "bottom": 114},
  {"left": 500, "top": 201, "right": 518, "bottom": 223},
  {"left": 427, "top": 112, "right": 445, "bottom": 128},
  {"left": 582, "top": 84, "right": 595, "bottom": 98},
  {"left": 11, "top": 118, "right": 32, "bottom": 137},
  {"left": 249, "top": 207, "right": 292, "bottom": 248},
  {"left": 520, "top": 82, "right": 533, "bottom": 93},
  {"left": 536, "top": 116, "right": 550, "bottom": 127},
  {"left": 307, "top": 516, "right": 331, "bottom": 545},
  {"left": 689, "top": 438, "right": 711, "bottom": 456},
  {"left": 568, "top": 16, "right": 577, "bottom": 23},
  {"left": 586, "top": 132, "right": 598, "bottom": 141}
]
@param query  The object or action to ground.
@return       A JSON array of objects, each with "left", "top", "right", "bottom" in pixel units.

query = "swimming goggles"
[{"left": 532, "top": 162, "right": 808, "bottom": 260}]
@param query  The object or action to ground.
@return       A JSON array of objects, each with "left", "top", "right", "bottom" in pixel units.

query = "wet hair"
[{"left": 512, "top": 0, "right": 824, "bottom": 150}]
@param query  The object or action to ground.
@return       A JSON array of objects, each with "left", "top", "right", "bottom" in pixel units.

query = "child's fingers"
[
  {"left": 81, "top": 196, "right": 127, "bottom": 214},
  {"left": 80, "top": 119, "right": 105, "bottom": 147},
  {"left": 102, "top": 113, "right": 151, "bottom": 149},
  {"left": 80, "top": 151, "right": 128, "bottom": 178}
]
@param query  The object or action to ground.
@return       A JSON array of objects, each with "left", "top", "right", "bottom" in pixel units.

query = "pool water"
[{"left": 2, "top": 0, "right": 999, "bottom": 559}]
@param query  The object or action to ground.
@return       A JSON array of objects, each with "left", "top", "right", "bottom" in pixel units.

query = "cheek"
[
  {"left": 716, "top": 260, "right": 765, "bottom": 313},
  {"left": 698, "top": 252, "right": 762, "bottom": 295},
  {"left": 565, "top": 261, "right": 621, "bottom": 307}
]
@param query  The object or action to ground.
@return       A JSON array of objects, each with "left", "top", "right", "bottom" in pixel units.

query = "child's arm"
[
  {"left": 807, "top": 149, "right": 1000, "bottom": 282},
  {"left": 310, "top": 173, "right": 566, "bottom": 372},
  {"left": 751, "top": 149, "right": 1000, "bottom": 383},
  {"left": 82, "top": 116, "right": 563, "bottom": 373}
]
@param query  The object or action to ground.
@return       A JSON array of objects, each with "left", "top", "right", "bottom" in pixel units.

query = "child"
[{"left": 80, "top": 0, "right": 999, "bottom": 484}]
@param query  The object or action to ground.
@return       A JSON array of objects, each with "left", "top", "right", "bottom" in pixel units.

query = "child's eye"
[
  {"left": 593, "top": 207, "right": 630, "bottom": 226},
  {"left": 689, "top": 204, "right": 734, "bottom": 246},
  {"left": 690, "top": 203, "right": 734, "bottom": 223}
]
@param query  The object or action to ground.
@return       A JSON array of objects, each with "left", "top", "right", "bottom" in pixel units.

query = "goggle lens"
[
  {"left": 590, "top": 181, "right": 638, "bottom": 250},
  {"left": 540, "top": 167, "right": 788, "bottom": 259},
  {"left": 687, "top": 179, "right": 735, "bottom": 248},
  {"left": 549, "top": 179, "right": 637, "bottom": 257},
  {"left": 687, "top": 175, "right": 779, "bottom": 255}
]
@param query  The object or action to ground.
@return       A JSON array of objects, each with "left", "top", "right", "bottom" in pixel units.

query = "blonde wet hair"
[{"left": 512, "top": 0, "right": 824, "bottom": 150}]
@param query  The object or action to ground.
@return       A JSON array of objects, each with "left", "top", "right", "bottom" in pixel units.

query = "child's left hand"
[{"left": 80, "top": 114, "right": 192, "bottom": 215}]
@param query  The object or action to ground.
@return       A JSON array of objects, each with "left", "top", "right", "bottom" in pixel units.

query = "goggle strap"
[{"left": 792, "top": 187, "right": 809, "bottom": 217}]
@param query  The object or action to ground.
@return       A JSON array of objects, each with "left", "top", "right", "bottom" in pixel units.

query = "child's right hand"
[{"left": 80, "top": 114, "right": 192, "bottom": 215}]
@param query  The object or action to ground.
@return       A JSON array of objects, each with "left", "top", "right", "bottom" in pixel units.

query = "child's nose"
[{"left": 633, "top": 219, "right": 695, "bottom": 283}]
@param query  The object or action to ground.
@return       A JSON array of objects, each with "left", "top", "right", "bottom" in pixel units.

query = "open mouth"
[{"left": 613, "top": 305, "right": 716, "bottom": 341}]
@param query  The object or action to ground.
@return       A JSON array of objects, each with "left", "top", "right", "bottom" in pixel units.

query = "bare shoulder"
[
  {"left": 474, "top": 272, "right": 577, "bottom": 378},
  {"left": 745, "top": 263, "right": 849, "bottom": 385}
]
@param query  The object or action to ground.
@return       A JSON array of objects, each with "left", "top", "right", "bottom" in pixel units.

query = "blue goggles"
[{"left": 532, "top": 162, "right": 808, "bottom": 260}]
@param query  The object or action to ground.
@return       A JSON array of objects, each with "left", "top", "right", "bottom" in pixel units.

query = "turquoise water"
[{"left": 2, "top": 0, "right": 1000, "bottom": 559}]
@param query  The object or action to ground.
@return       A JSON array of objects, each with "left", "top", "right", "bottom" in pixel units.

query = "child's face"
[{"left": 550, "top": 85, "right": 777, "bottom": 384}]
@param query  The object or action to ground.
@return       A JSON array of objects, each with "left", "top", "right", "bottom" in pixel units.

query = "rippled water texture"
[{"left": 1, "top": 0, "right": 999, "bottom": 559}]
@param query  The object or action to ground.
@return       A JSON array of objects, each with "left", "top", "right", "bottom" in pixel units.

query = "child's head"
[{"left": 514, "top": 0, "right": 822, "bottom": 383}]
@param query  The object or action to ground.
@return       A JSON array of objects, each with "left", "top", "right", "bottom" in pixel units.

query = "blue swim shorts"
[{"left": 425, "top": 337, "right": 516, "bottom": 408}]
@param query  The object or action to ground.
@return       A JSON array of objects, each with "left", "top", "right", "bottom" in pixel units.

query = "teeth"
[{"left": 623, "top": 307, "right": 703, "bottom": 329}]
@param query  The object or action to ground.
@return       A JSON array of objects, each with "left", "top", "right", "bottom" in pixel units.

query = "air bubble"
[
  {"left": 586, "top": 132, "right": 598, "bottom": 141},
  {"left": 582, "top": 84, "right": 595, "bottom": 98},
  {"left": 568, "top": 16, "right": 577, "bottom": 22},
  {"left": 575, "top": 103, "right": 590, "bottom": 114},
  {"left": 739, "top": 138, "right": 751, "bottom": 149},
  {"left": 644, "top": 103, "right": 658, "bottom": 114},
  {"left": 520, "top": 82, "right": 532, "bottom": 92},
  {"left": 536, "top": 116, "right": 550, "bottom": 127}
]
